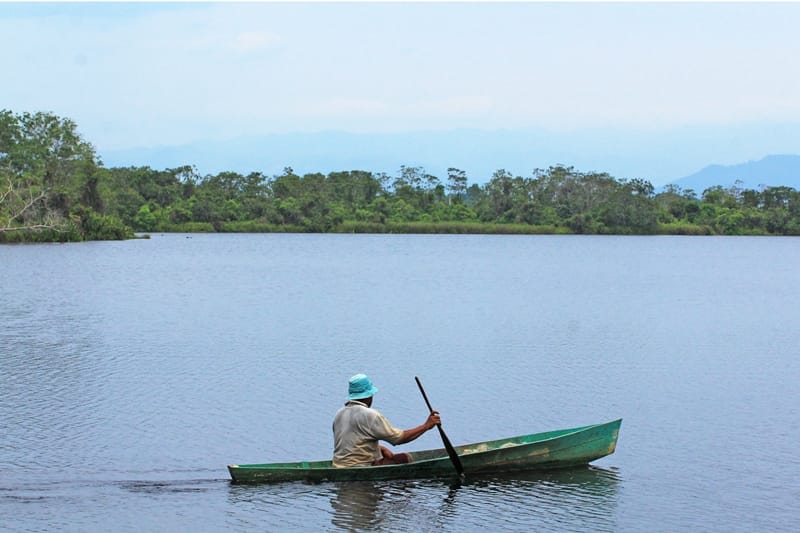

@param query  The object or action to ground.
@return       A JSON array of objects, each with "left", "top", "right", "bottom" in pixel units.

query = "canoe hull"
[{"left": 228, "top": 419, "right": 621, "bottom": 484}]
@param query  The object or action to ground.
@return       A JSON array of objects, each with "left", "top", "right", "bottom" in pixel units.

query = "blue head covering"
[{"left": 348, "top": 374, "right": 378, "bottom": 400}]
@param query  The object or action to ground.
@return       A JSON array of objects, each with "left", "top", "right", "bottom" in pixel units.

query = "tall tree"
[
  {"left": 1, "top": 110, "right": 98, "bottom": 236},
  {"left": 446, "top": 167, "right": 468, "bottom": 204}
]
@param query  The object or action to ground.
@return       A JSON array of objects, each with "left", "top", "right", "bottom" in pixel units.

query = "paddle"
[{"left": 415, "top": 376, "right": 464, "bottom": 478}]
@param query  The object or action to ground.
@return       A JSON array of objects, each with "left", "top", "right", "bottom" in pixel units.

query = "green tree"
[
  {"left": 602, "top": 178, "right": 658, "bottom": 234},
  {"left": 702, "top": 185, "right": 738, "bottom": 208},
  {"left": 479, "top": 169, "right": 516, "bottom": 222},
  {"left": 0, "top": 110, "right": 127, "bottom": 240},
  {"left": 655, "top": 184, "right": 697, "bottom": 222},
  {"left": 446, "top": 168, "right": 468, "bottom": 204},
  {"left": 135, "top": 204, "right": 157, "bottom": 231}
]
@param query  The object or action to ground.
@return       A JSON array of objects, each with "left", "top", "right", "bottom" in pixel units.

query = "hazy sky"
[{"left": 2, "top": 1, "right": 800, "bottom": 153}]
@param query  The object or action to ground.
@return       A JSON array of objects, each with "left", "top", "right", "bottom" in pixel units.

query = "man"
[{"left": 332, "top": 374, "right": 441, "bottom": 467}]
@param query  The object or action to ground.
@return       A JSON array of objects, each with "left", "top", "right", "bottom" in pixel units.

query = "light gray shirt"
[{"left": 332, "top": 400, "right": 405, "bottom": 467}]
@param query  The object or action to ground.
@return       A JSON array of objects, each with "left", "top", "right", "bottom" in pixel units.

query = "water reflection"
[
  {"left": 462, "top": 465, "right": 621, "bottom": 493},
  {"left": 329, "top": 481, "right": 384, "bottom": 531},
  {"left": 456, "top": 467, "right": 622, "bottom": 531},
  {"left": 327, "top": 466, "right": 621, "bottom": 532}
]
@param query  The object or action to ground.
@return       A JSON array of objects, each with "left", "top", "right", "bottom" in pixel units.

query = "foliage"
[
  {"left": 4, "top": 110, "right": 800, "bottom": 242},
  {"left": 0, "top": 109, "right": 132, "bottom": 241}
]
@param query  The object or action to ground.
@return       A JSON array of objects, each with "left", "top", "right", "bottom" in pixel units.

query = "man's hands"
[
  {"left": 425, "top": 410, "right": 441, "bottom": 430},
  {"left": 397, "top": 410, "right": 443, "bottom": 444}
]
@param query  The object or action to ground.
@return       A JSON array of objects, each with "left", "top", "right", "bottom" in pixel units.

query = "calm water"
[{"left": 1, "top": 234, "right": 798, "bottom": 532}]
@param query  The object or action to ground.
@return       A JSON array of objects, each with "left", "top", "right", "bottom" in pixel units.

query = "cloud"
[
  {"left": 303, "top": 98, "right": 390, "bottom": 117},
  {"left": 231, "top": 31, "right": 280, "bottom": 54},
  {"left": 3, "top": 2, "right": 800, "bottom": 150}
]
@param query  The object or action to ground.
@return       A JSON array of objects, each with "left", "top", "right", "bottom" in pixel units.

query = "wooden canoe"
[{"left": 227, "top": 418, "right": 621, "bottom": 484}]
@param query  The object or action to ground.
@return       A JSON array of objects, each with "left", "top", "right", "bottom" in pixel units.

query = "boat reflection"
[
  {"left": 329, "top": 466, "right": 621, "bottom": 532},
  {"left": 459, "top": 464, "right": 621, "bottom": 491},
  {"left": 329, "top": 481, "right": 386, "bottom": 531}
]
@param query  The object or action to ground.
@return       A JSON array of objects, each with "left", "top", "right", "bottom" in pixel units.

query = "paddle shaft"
[{"left": 415, "top": 376, "right": 464, "bottom": 476}]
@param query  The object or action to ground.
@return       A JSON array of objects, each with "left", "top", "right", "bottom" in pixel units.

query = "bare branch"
[
  {"left": 0, "top": 175, "right": 65, "bottom": 233},
  {"left": 0, "top": 177, "right": 12, "bottom": 204},
  {"left": 0, "top": 223, "right": 65, "bottom": 233}
]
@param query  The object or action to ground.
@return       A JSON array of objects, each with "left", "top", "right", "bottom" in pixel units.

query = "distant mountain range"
[
  {"left": 98, "top": 125, "right": 800, "bottom": 189},
  {"left": 99, "top": 128, "right": 667, "bottom": 183},
  {"left": 668, "top": 154, "right": 800, "bottom": 192}
]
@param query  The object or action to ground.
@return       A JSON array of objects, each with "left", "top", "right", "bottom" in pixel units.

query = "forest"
[{"left": 2, "top": 109, "right": 800, "bottom": 243}]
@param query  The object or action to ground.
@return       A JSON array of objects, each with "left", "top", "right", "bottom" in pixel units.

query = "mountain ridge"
[
  {"left": 669, "top": 154, "right": 800, "bottom": 192},
  {"left": 97, "top": 126, "right": 800, "bottom": 189}
]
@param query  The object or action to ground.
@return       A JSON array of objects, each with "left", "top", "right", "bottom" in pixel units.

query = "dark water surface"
[{"left": 2, "top": 234, "right": 798, "bottom": 531}]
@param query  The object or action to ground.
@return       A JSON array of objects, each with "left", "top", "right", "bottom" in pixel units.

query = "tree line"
[{"left": 2, "top": 109, "right": 800, "bottom": 243}]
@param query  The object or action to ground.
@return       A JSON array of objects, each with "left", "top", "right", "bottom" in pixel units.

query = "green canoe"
[{"left": 228, "top": 418, "right": 621, "bottom": 484}]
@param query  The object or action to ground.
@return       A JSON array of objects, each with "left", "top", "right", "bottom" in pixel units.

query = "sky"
[{"left": 2, "top": 1, "right": 799, "bottom": 182}]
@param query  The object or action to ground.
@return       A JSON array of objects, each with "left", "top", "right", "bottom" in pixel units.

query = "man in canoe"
[{"left": 332, "top": 374, "right": 441, "bottom": 467}]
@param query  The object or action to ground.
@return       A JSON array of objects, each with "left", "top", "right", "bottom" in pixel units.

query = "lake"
[{"left": 1, "top": 233, "right": 798, "bottom": 531}]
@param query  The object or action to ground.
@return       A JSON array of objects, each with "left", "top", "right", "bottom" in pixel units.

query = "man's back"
[{"left": 332, "top": 400, "right": 404, "bottom": 467}]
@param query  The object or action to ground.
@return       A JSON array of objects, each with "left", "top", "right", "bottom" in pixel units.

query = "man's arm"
[{"left": 395, "top": 411, "right": 441, "bottom": 445}]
